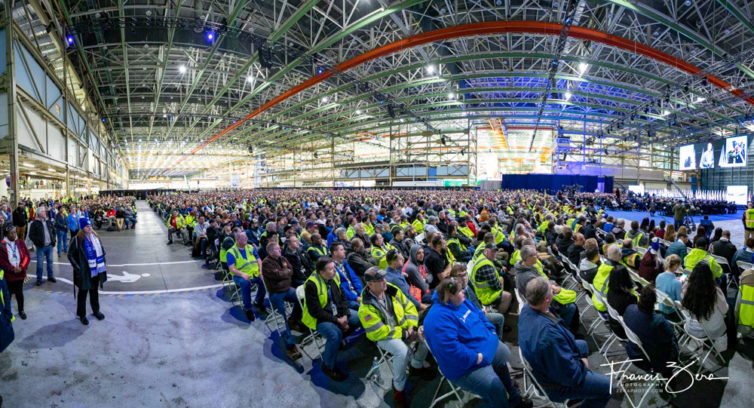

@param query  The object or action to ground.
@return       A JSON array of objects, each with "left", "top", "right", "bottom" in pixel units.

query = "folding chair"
[
  {"left": 518, "top": 348, "right": 569, "bottom": 408},
  {"left": 674, "top": 301, "right": 726, "bottom": 374},
  {"left": 635, "top": 247, "right": 647, "bottom": 257},
  {"left": 654, "top": 288, "right": 685, "bottom": 335},
  {"left": 424, "top": 339, "right": 478, "bottom": 408},
  {"left": 260, "top": 277, "right": 290, "bottom": 334},
  {"left": 222, "top": 271, "right": 242, "bottom": 306},
  {"left": 736, "top": 260, "right": 753, "bottom": 273},
  {"left": 578, "top": 278, "right": 610, "bottom": 345},
  {"left": 711, "top": 254, "right": 737, "bottom": 293},
  {"left": 619, "top": 318, "right": 661, "bottom": 408},
  {"left": 514, "top": 288, "right": 526, "bottom": 313},
  {"left": 627, "top": 268, "right": 650, "bottom": 287},
  {"left": 294, "top": 285, "right": 325, "bottom": 361},
  {"left": 557, "top": 254, "right": 581, "bottom": 290},
  {"left": 598, "top": 299, "right": 628, "bottom": 361},
  {"left": 364, "top": 343, "right": 395, "bottom": 389}
]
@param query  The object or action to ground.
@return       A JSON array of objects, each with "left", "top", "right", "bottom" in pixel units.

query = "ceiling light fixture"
[
  {"left": 425, "top": 64, "right": 436, "bottom": 74},
  {"left": 178, "top": 65, "right": 187, "bottom": 74}
]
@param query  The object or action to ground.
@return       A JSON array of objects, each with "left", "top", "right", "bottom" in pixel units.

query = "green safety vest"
[
  {"left": 470, "top": 257, "right": 502, "bottom": 306},
  {"left": 307, "top": 246, "right": 328, "bottom": 258},
  {"left": 631, "top": 232, "right": 645, "bottom": 249},
  {"left": 739, "top": 282, "right": 754, "bottom": 328},
  {"left": 363, "top": 222, "right": 375, "bottom": 237},
  {"left": 684, "top": 248, "right": 723, "bottom": 279},
  {"left": 473, "top": 242, "right": 487, "bottom": 261},
  {"left": 301, "top": 272, "right": 342, "bottom": 329},
  {"left": 459, "top": 226, "right": 474, "bottom": 239},
  {"left": 228, "top": 244, "right": 260, "bottom": 279},
  {"left": 219, "top": 236, "right": 235, "bottom": 263},
  {"left": 746, "top": 209, "right": 754, "bottom": 229},
  {"left": 346, "top": 225, "right": 356, "bottom": 240},
  {"left": 447, "top": 237, "right": 467, "bottom": 254},
  {"left": 491, "top": 226, "right": 506, "bottom": 245},
  {"left": 412, "top": 219, "right": 424, "bottom": 234},
  {"left": 358, "top": 284, "right": 418, "bottom": 342},
  {"left": 592, "top": 263, "right": 613, "bottom": 312}
]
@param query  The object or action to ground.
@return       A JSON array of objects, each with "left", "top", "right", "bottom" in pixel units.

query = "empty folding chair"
[{"left": 598, "top": 300, "right": 628, "bottom": 361}]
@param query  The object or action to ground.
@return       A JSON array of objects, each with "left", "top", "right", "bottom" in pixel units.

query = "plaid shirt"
[{"left": 475, "top": 262, "right": 502, "bottom": 292}]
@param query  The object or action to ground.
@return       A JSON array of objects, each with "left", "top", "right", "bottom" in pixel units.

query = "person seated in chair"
[
  {"left": 622, "top": 285, "right": 679, "bottom": 378},
  {"left": 519, "top": 277, "right": 612, "bottom": 408},
  {"left": 301, "top": 257, "right": 361, "bottom": 381},
  {"left": 424, "top": 277, "right": 531, "bottom": 408},
  {"left": 358, "top": 267, "right": 432, "bottom": 407}
]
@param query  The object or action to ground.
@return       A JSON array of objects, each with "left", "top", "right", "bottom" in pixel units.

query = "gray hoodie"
[
  {"left": 578, "top": 258, "right": 600, "bottom": 284},
  {"left": 403, "top": 244, "right": 429, "bottom": 293}
]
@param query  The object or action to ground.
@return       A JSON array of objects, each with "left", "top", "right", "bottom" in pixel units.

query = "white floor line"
[{"left": 47, "top": 277, "right": 223, "bottom": 295}]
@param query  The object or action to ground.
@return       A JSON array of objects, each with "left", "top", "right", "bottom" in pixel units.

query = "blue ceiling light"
[
  {"left": 206, "top": 31, "right": 215, "bottom": 43},
  {"left": 66, "top": 35, "right": 74, "bottom": 46},
  {"left": 316, "top": 67, "right": 325, "bottom": 75}
]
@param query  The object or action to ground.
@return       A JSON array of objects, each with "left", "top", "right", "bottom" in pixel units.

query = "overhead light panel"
[
  {"left": 178, "top": 65, "right": 187, "bottom": 74},
  {"left": 578, "top": 62, "right": 589, "bottom": 75},
  {"left": 425, "top": 64, "right": 436, "bottom": 74},
  {"left": 564, "top": 91, "right": 572, "bottom": 100},
  {"left": 246, "top": 76, "right": 255, "bottom": 84}
]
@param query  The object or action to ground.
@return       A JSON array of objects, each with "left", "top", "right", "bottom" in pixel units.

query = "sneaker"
[
  {"left": 93, "top": 312, "right": 105, "bottom": 321},
  {"left": 79, "top": 316, "right": 89, "bottom": 325},
  {"left": 289, "top": 319, "right": 307, "bottom": 333},
  {"left": 321, "top": 364, "right": 347, "bottom": 381},
  {"left": 19, "top": 311, "right": 27, "bottom": 320},
  {"left": 244, "top": 309, "right": 256, "bottom": 322},
  {"left": 167, "top": 241, "right": 173, "bottom": 245},
  {"left": 36, "top": 280, "right": 42, "bottom": 286},
  {"left": 285, "top": 345, "right": 302, "bottom": 360},
  {"left": 253, "top": 303, "right": 268, "bottom": 319},
  {"left": 48, "top": 277, "right": 57, "bottom": 283}
]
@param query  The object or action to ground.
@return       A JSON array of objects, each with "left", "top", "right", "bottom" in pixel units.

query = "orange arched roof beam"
[{"left": 174, "top": 21, "right": 754, "bottom": 168}]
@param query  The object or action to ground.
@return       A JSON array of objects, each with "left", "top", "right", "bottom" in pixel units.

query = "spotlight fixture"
[
  {"left": 206, "top": 31, "right": 215, "bottom": 42},
  {"left": 316, "top": 67, "right": 325, "bottom": 75},
  {"left": 66, "top": 34, "right": 74, "bottom": 46}
]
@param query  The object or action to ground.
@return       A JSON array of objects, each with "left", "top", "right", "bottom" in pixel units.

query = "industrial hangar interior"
[{"left": 0, "top": 0, "right": 753, "bottom": 407}]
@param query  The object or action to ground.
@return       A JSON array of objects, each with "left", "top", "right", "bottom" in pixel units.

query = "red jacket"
[{"left": 0, "top": 238, "right": 30, "bottom": 282}]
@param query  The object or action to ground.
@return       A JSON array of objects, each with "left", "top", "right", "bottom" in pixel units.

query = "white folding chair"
[
  {"left": 364, "top": 343, "right": 395, "bottom": 389},
  {"left": 736, "top": 260, "right": 753, "bottom": 273},
  {"left": 619, "top": 319, "right": 660, "bottom": 408},
  {"left": 259, "top": 277, "right": 291, "bottom": 333},
  {"left": 674, "top": 300, "right": 726, "bottom": 373},
  {"left": 635, "top": 247, "right": 647, "bottom": 257},
  {"left": 294, "top": 285, "right": 325, "bottom": 361},
  {"left": 654, "top": 288, "right": 685, "bottom": 335},
  {"left": 514, "top": 287, "right": 526, "bottom": 313},
  {"left": 518, "top": 348, "right": 569, "bottom": 408},
  {"left": 711, "top": 254, "right": 737, "bottom": 293},
  {"left": 557, "top": 254, "right": 581, "bottom": 290},
  {"left": 627, "top": 268, "right": 650, "bottom": 287},
  {"left": 424, "top": 339, "right": 478, "bottom": 408},
  {"left": 222, "top": 272, "right": 242, "bottom": 307},
  {"left": 598, "top": 299, "right": 628, "bottom": 361}
]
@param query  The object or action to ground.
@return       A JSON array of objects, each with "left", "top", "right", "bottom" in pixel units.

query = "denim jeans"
[
  {"left": 269, "top": 288, "right": 302, "bottom": 346},
  {"left": 316, "top": 309, "right": 360, "bottom": 369},
  {"left": 450, "top": 341, "right": 520, "bottom": 408},
  {"left": 125, "top": 217, "right": 137, "bottom": 228},
  {"left": 56, "top": 229, "right": 68, "bottom": 254},
  {"left": 36, "top": 245, "right": 54, "bottom": 281},
  {"left": 377, "top": 337, "right": 429, "bottom": 391},
  {"left": 485, "top": 312, "right": 505, "bottom": 340},
  {"left": 233, "top": 275, "right": 265, "bottom": 311},
  {"left": 541, "top": 339, "right": 611, "bottom": 408}
]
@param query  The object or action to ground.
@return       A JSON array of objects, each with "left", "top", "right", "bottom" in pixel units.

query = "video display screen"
[
  {"left": 719, "top": 135, "right": 748, "bottom": 167},
  {"left": 679, "top": 144, "right": 696, "bottom": 170},
  {"left": 726, "top": 185, "right": 749, "bottom": 206}
]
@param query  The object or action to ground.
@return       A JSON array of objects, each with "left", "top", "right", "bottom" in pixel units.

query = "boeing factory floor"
[{"left": 0, "top": 202, "right": 752, "bottom": 407}]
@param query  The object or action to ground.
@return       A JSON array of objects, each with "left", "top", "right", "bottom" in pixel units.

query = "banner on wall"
[{"left": 230, "top": 175, "right": 241, "bottom": 189}]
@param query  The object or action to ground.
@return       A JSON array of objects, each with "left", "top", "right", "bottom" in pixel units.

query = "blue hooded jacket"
[
  {"left": 423, "top": 291, "right": 499, "bottom": 380},
  {"left": 518, "top": 304, "right": 587, "bottom": 390}
]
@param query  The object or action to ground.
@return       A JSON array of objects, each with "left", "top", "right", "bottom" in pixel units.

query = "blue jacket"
[
  {"left": 423, "top": 291, "right": 499, "bottom": 380},
  {"left": 518, "top": 304, "right": 587, "bottom": 390},
  {"left": 67, "top": 213, "right": 79, "bottom": 232},
  {"left": 335, "top": 260, "right": 363, "bottom": 302},
  {"left": 665, "top": 240, "right": 688, "bottom": 261},
  {"left": 385, "top": 266, "right": 421, "bottom": 309},
  {"left": 326, "top": 230, "right": 338, "bottom": 249}
]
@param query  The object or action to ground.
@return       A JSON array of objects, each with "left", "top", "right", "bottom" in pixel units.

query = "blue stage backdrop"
[{"left": 501, "top": 174, "right": 614, "bottom": 193}]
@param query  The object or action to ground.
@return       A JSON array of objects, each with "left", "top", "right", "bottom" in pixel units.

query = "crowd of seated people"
[{"left": 142, "top": 188, "right": 751, "bottom": 407}]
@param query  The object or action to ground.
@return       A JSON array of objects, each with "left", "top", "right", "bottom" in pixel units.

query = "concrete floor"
[{"left": 0, "top": 202, "right": 752, "bottom": 407}]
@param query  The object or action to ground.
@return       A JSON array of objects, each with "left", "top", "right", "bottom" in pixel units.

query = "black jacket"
[
  {"left": 29, "top": 219, "right": 56, "bottom": 248},
  {"left": 12, "top": 208, "right": 27, "bottom": 227},
  {"left": 304, "top": 274, "right": 348, "bottom": 325},
  {"left": 284, "top": 247, "right": 312, "bottom": 283},
  {"left": 347, "top": 250, "right": 374, "bottom": 278},
  {"left": 712, "top": 239, "right": 737, "bottom": 266},
  {"left": 67, "top": 232, "right": 108, "bottom": 292}
]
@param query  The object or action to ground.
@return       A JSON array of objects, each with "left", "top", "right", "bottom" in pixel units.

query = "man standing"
[
  {"left": 29, "top": 207, "right": 56, "bottom": 286},
  {"left": 358, "top": 267, "right": 431, "bottom": 407},
  {"left": 744, "top": 203, "right": 754, "bottom": 242},
  {"left": 673, "top": 201, "right": 687, "bottom": 230},
  {"left": 67, "top": 218, "right": 107, "bottom": 325},
  {"left": 227, "top": 233, "right": 266, "bottom": 321},
  {"left": 261, "top": 242, "right": 302, "bottom": 360},
  {"left": 301, "top": 257, "right": 361, "bottom": 381},
  {"left": 12, "top": 203, "right": 27, "bottom": 241},
  {"left": 519, "top": 277, "right": 612, "bottom": 407},
  {"left": 54, "top": 206, "right": 69, "bottom": 256}
]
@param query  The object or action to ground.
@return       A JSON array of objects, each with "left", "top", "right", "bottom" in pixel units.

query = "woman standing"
[
  {"left": 0, "top": 223, "right": 30, "bottom": 319},
  {"left": 67, "top": 218, "right": 108, "bottom": 325}
]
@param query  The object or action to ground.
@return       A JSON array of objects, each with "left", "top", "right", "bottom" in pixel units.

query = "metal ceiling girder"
[
  {"left": 173, "top": 19, "right": 754, "bottom": 173},
  {"left": 602, "top": 0, "right": 754, "bottom": 81}
]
